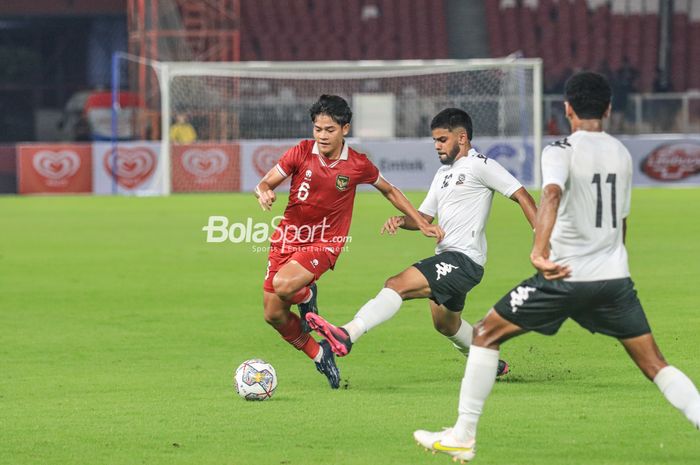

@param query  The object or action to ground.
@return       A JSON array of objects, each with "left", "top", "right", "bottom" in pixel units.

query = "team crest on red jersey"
[{"left": 335, "top": 175, "right": 350, "bottom": 191}]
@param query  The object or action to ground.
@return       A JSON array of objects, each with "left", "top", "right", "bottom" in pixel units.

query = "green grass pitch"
[{"left": 1, "top": 189, "right": 699, "bottom": 465}]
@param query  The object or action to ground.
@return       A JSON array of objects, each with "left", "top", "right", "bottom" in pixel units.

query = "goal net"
[{"left": 114, "top": 57, "right": 542, "bottom": 194}]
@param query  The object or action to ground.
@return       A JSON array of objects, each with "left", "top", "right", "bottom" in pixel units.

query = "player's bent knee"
[
  {"left": 471, "top": 332, "right": 493, "bottom": 348},
  {"left": 472, "top": 309, "right": 520, "bottom": 348},
  {"left": 263, "top": 306, "right": 287, "bottom": 326},
  {"left": 472, "top": 321, "right": 502, "bottom": 349},
  {"left": 383, "top": 275, "right": 401, "bottom": 291},
  {"left": 384, "top": 275, "right": 411, "bottom": 299},
  {"left": 272, "top": 276, "right": 298, "bottom": 300}
]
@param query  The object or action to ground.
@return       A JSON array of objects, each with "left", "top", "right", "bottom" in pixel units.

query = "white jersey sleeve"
[
  {"left": 418, "top": 171, "right": 440, "bottom": 217},
  {"left": 472, "top": 156, "right": 522, "bottom": 197},
  {"left": 541, "top": 142, "right": 572, "bottom": 190}
]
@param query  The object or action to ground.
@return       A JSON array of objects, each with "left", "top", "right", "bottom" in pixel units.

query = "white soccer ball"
[{"left": 234, "top": 359, "right": 278, "bottom": 401}]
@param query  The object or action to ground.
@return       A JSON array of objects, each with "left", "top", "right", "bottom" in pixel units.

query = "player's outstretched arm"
[
  {"left": 373, "top": 177, "right": 444, "bottom": 242},
  {"left": 530, "top": 184, "right": 571, "bottom": 280},
  {"left": 509, "top": 187, "right": 538, "bottom": 229},
  {"left": 380, "top": 212, "right": 434, "bottom": 235},
  {"left": 254, "top": 166, "right": 287, "bottom": 211}
]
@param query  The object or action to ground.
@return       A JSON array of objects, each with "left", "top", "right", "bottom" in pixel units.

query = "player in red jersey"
[{"left": 255, "top": 95, "right": 444, "bottom": 389}]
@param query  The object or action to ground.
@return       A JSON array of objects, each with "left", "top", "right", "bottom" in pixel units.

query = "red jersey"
[{"left": 271, "top": 140, "right": 380, "bottom": 254}]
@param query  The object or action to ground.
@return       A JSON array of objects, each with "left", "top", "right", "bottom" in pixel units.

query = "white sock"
[
  {"left": 301, "top": 288, "right": 313, "bottom": 304},
  {"left": 654, "top": 365, "right": 700, "bottom": 429},
  {"left": 313, "top": 345, "right": 324, "bottom": 363},
  {"left": 343, "top": 311, "right": 368, "bottom": 342},
  {"left": 453, "top": 345, "right": 500, "bottom": 442},
  {"left": 342, "top": 288, "right": 403, "bottom": 343},
  {"left": 447, "top": 319, "right": 473, "bottom": 356}
]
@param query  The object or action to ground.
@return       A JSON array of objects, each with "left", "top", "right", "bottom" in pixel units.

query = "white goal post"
[{"left": 116, "top": 56, "right": 543, "bottom": 194}]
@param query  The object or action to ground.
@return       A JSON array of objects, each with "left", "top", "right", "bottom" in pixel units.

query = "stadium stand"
[
  {"left": 484, "top": 0, "right": 700, "bottom": 93},
  {"left": 672, "top": 1, "right": 690, "bottom": 91},
  {"left": 670, "top": 0, "right": 700, "bottom": 92},
  {"left": 157, "top": 0, "right": 700, "bottom": 94},
  {"left": 238, "top": 0, "right": 448, "bottom": 61}
]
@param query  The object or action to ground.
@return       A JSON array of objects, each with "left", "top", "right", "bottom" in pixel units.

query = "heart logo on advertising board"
[
  {"left": 32, "top": 150, "right": 81, "bottom": 181},
  {"left": 641, "top": 143, "right": 700, "bottom": 181},
  {"left": 252, "top": 145, "right": 292, "bottom": 177},
  {"left": 103, "top": 147, "right": 157, "bottom": 189},
  {"left": 181, "top": 149, "right": 228, "bottom": 178}
]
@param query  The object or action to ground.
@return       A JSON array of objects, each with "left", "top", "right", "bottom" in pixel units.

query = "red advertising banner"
[
  {"left": 640, "top": 142, "right": 700, "bottom": 181},
  {"left": 171, "top": 143, "right": 241, "bottom": 192},
  {"left": 18, "top": 144, "right": 92, "bottom": 194}
]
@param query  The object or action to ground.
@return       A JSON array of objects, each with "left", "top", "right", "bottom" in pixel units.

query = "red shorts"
[{"left": 263, "top": 245, "right": 338, "bottom": 293}]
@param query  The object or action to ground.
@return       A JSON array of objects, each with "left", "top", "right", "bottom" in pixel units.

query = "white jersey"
[
  {"left": 542, "top": 130, "right": 632, "bottom": 281},
  {"left": 419, "top": 148, "right": 522, "bottom": 266}
]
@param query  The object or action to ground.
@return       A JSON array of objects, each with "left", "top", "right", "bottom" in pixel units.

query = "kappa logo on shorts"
[
  {"left": 310, "top": 259, "right": 319, "bottom": 268},
  {"left": 509, "top": 286, "right": 536, "bottom": 313},
  {"left": 435, "top": 262, "right": 459, "bottom": 281}
]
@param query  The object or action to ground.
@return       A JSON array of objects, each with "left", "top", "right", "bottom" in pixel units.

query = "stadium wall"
[
  {"left": 0, "top": 145, "right": 17, "bottom": 194},
  {"left": 9, "top": 136, "right": 700, "bottom": 195}
]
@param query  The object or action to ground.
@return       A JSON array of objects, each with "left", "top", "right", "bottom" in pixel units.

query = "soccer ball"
[{"left": 234, "top": 359, "right": 277, "bottom": 401}]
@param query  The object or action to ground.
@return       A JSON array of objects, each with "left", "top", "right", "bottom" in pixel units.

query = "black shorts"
[
  {"left": 493, "top": 274, "right": 651, "bottom": 339},
  {"left": 413, "top": 251, "right": 484, "bottom": 312}
]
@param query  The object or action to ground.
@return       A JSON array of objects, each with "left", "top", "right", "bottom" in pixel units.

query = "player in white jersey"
[
  {"left": 305, "top": 108, "right": 537, "bottom": 377},
  {"left": 414, "top": 72, "right": 700, "bottom": 463}
]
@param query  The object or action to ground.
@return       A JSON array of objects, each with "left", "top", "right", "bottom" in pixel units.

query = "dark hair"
[
  {"left": 564, "top": 71, "right": 612, "bottom": 119},
  {"left": 430, "top": 108, "right": 473, "bottom": 140},
  {"left": 309, "top": 94, "right": 352, "bottom": 126}
]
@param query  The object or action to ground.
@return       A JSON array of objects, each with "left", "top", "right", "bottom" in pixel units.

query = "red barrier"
[
  {"left": 171, "top": 143, "right": 241, "bottom": 192},
  {"left": 18, "top": 144, "right": 92, "bottom": 194}
]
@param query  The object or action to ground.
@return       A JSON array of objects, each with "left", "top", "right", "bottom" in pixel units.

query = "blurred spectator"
[
  {"left": 170, "top": 113, "right": 197, "bottom": 144},
  {"left": 616, "top": 57, "right": 638, "bottom": 88},
  {"left": 548, "top": 67, "right": 573, "bottom": 94},
  {"left": 610, "top": 57, "right": 638, "bottom": 132},
  {"left": 653, "top": 67, "right": 671, "bottom": 93},
  {"left": 547, "top": 105, "right": 567, "bottom": 136},
  {"left": 653, "top": 68, "right": 677, "bottom": 132},
  {"left": 74, "top": 116, "right": 92, "bottom": 142},
  {"left": 598, "top": 61, "right": 614, "bottom": 82}
]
